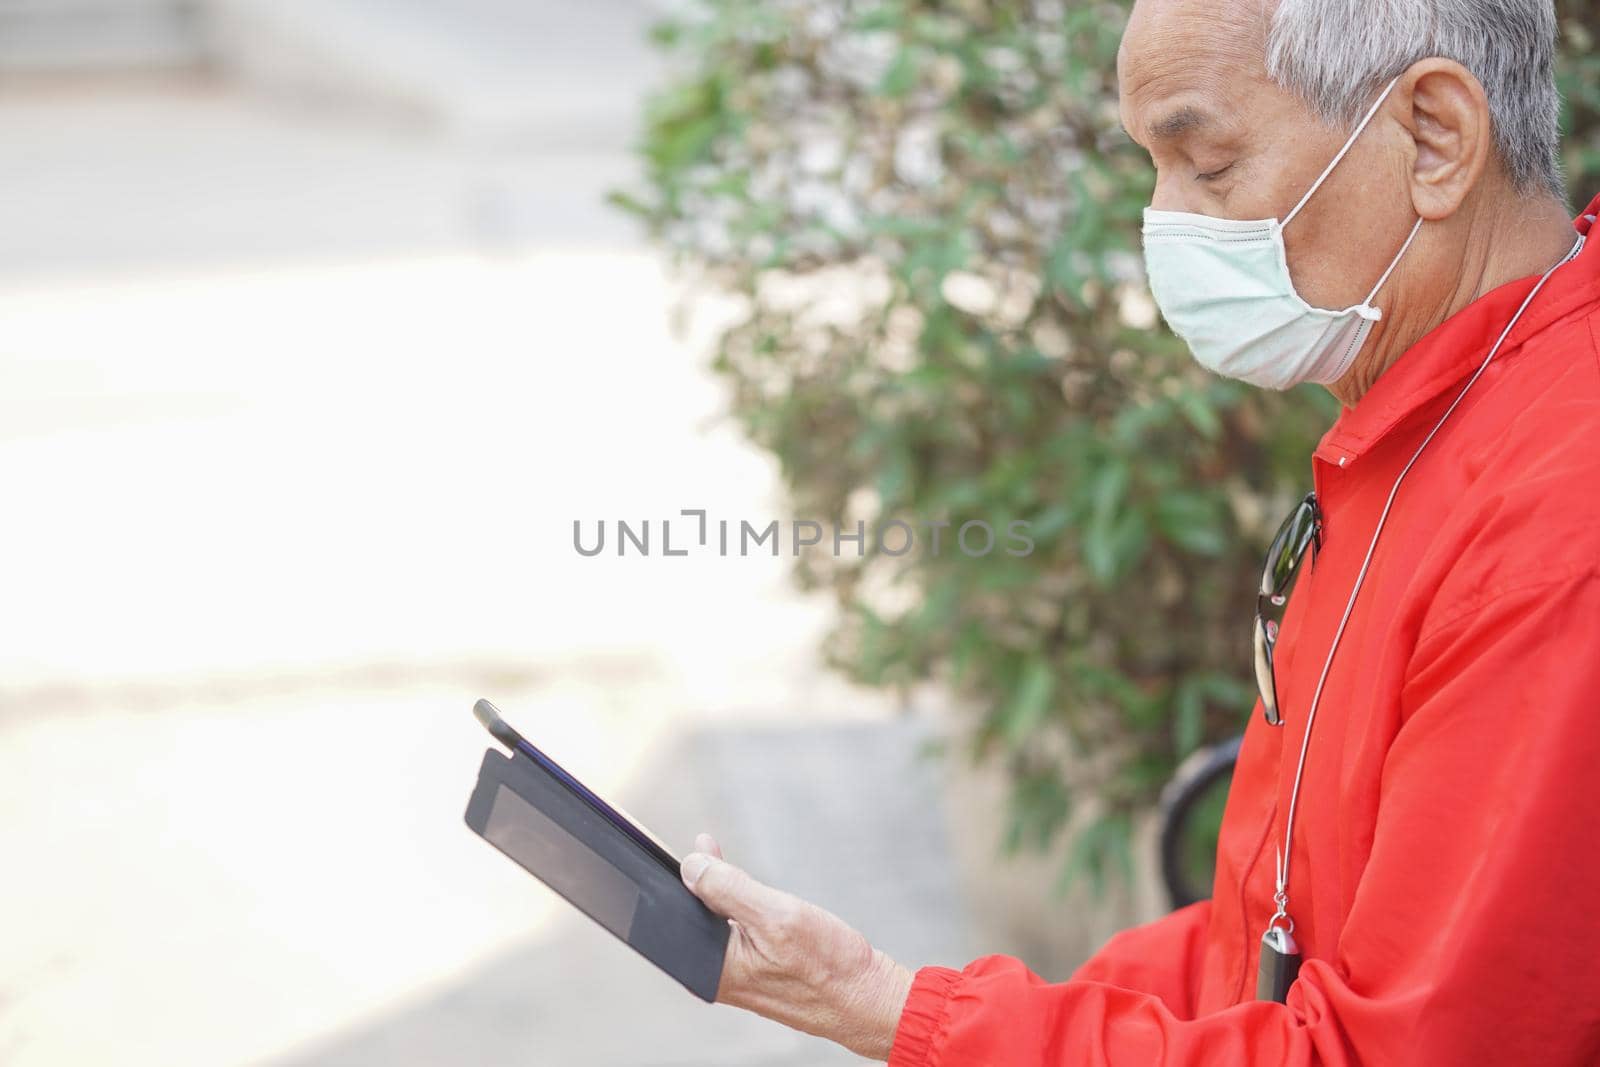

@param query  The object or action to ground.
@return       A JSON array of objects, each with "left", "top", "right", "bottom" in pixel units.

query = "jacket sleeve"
[
  {"left": 1066, "top": 899, "right": 1212, "bottom": 1017},
  {"left": 887, "top": 570, "right": 1600, "bottom": 1067}
]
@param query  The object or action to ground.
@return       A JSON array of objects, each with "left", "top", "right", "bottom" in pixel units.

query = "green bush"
[
  {"left": 1559, "top": 1, "right": 1600, "bottom": 187},
  {"left": 614, "top": 0, "right": 1600, "bottom": 895}
]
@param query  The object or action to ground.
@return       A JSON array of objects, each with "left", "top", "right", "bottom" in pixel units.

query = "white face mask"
[{"left": 1140, "top": 76, "right": 1424, "bottom": 391}]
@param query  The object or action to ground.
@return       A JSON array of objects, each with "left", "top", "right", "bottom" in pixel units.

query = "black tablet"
[{"left": 463, "top": 700, "right": 730, "bottom": 1002}]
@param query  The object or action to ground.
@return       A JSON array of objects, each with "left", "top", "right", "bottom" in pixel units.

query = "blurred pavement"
[{"left": 0, "top": 3, "right": 979, "bottom": 1065}]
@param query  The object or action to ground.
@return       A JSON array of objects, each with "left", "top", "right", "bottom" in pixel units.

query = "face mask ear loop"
[
  {"left": 1363, "top": 216, "right": 1426, "bottom": 310},
  {"left": 1281, "top": 75, "right": 1404, "bottom": 232}
]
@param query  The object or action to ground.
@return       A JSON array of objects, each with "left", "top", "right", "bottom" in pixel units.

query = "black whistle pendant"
[{"left": 1257, "top": 926, "right": 1302, "bottom": 1002}]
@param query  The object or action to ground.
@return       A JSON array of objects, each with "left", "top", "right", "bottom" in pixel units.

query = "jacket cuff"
[{"left": 886, "top": 965, "right": 964, "bottom": 1067}]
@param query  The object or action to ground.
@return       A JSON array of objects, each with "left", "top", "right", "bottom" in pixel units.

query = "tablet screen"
[{"left": 484, "top": 782, "right": 641, "bottom": 938}]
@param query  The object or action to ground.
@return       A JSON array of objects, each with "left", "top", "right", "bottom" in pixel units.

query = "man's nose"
[{"left": 1148, "top": 172, "right": 1196, "bottom": 214}]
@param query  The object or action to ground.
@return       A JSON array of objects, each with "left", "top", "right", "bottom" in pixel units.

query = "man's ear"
[{"left": 1398, "top": 59, "right": 1494, "bottom": 221}]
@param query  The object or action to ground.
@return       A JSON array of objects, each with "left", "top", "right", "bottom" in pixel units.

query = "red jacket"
[{"left": 888, "top": 192, "right": 1600, "bottom": 1067}]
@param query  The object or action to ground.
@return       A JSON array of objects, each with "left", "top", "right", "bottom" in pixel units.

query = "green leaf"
[
  {"left": 1154, "top": 491, "right": 1229, "bottom": 556},
  {"left": 1005, "top": 769, "right": 1074, "bottom": 855},
  {"left": 604, "top": 189, "right": 654, "bottom": 220},
  {"left": 1173, "top": 678, "right": 1205, "bottom": 757},
  {"left": 1056, "top": 812, "right": 1132, "bottom": 897},
  {"left": 880, "top": 47, "right": 919, "bottom": 98},
  {"left": 1085, "top": 507, "right": 1148, "bottom": 585},
  {"left": 848, "top": 6, "right": 905, "bottom": 32},
  {"left": 646, "top": 18, "right": 682, "bottom": 48},
  {"left": 1001, "top": 659, "right": 1056, "bottom": 746},
  {"left": 1175, "top": 389, "right": 1223, "bottom": 440}
]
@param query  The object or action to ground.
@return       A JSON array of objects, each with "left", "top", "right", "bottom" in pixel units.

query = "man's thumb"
[
  {"left": 681, "top": 852, "right": 766, "bottom": 923},
  {"left": 681, "top": 851, "right": 714, "bottom": 889}
]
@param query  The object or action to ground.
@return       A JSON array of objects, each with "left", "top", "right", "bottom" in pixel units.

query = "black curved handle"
[{"left": 1157, "top": 734, "right": 1243, "bottom": 910}]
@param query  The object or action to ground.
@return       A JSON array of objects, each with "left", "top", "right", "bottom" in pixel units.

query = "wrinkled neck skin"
[{"left": 1327, "top": 180, "right": 1578, "bottom": 407}]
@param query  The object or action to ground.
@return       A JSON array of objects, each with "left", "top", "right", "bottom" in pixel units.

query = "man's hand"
[{"left": 679, "top": 832, "right": 915, "bottom": 1062}]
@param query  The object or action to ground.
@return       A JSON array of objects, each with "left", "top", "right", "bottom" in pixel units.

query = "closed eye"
[{"left": 1196, "top": 162, "right": 1235, "bottom": 183}]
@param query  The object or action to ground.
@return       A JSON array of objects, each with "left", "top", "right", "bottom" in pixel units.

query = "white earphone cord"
[
  {"left": 1365, "top": 217, "right": 1425, "bottom": 306},
  {"left": 1282, "top": 77, "right": 1403, "bottom": 231},
  {"left": 1268, "top": 232, "right": 1587, "bottom": 935}
]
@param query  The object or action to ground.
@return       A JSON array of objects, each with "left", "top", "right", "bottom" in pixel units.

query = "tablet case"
[{"left": 464, "top": 747, "right": 730, "bottom": 1002}]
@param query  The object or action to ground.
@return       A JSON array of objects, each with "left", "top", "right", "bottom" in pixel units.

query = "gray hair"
[{"left": 1264, "top": 0, "right": 1565, "bottom": 200}]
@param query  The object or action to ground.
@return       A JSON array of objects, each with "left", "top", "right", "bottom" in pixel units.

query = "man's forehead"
[{"left": 1118, "top": 0, "right": 1269, "bottom": 141}]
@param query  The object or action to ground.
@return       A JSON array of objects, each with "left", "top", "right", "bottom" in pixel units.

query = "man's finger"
[
  {"left": 694, "top": 832, "right": 723, "bottom": 859},
  {"left": 680, "top": 852, "right": 783, "bottom": 926}
]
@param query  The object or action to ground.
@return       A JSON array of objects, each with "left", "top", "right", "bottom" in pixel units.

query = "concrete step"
[
  {"left": 207, "top": 0, "right": 662, "bottom": 142},
  {"left": 0, "top": 0, "right": 203, "bottom": 72}
]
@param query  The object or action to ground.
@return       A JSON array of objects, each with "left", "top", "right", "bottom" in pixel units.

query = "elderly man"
[{"left": 677, "top": 0, "right": 1600, "bottom": 1062}]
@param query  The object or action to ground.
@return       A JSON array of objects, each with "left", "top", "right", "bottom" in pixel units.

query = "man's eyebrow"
[{"left": 1147, "top": 106, "right": 1209, "bottom": 142}]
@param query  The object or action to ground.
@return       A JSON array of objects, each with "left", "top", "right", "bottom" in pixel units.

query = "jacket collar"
[{"left": 1314, "top": 190, "right": 1600, "bottom": 469}]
